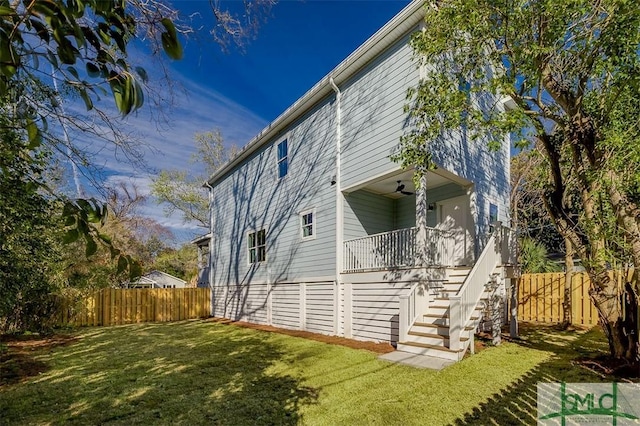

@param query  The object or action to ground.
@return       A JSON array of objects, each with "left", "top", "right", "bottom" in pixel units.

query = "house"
[
  {"left": 128, "top": 270, "right": 187, "bottom": 289},
  {"left": 200, "top": 0, "right": 515, "bottom": 362}
]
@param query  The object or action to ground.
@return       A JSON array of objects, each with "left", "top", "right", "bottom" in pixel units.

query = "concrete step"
[{"left": 396, "top": 341, "right": 464, "bottom": 361}]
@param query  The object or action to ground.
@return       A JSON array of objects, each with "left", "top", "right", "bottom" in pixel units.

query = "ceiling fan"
[{"left": 394, "top": 180, "right": 414, "bottom": 196}]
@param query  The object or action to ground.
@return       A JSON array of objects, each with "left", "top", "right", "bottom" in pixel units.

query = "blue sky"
[{"left": 71, "top": 0, "right": 412, "bottom": 244}]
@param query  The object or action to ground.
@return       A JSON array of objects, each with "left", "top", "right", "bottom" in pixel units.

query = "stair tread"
[
  {"left": 414, "top": 321, "right": 475, "bottom": 331},
  {"left": 398, "top": 341, "right": 464, "bottom": 353},
  {"left": 407, "top": 331, "right": 470, "bottom": 342},
  {"left": 408, "top": 331, "right": 446, "bottom": 339}
]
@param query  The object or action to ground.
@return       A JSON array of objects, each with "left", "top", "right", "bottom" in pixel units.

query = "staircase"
[{"left": 397, "top": 267, "right": 487, "bottom": 361}]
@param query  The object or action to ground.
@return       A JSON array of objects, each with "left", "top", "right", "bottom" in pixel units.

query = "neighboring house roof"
[
  {"left": 207, "top": 0, "right": 425, "bottom": 187},
  {"left": 129, "top": 270, "right": 187, "bottom": 288},
  {"left": 191, "top": 233, "right": 212, "bottom": 246}
]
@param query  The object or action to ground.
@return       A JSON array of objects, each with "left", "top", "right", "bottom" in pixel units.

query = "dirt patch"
[
  {"left": 0, "top": 334, "right": 77, "bottom": 387},
  {"left": 206, "top": 318, "right": 395, "bottom": 354}
]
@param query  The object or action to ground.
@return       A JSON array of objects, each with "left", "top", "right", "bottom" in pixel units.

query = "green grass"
[{"left": 0, "top": 321, "right": 613, "bottom": 425}]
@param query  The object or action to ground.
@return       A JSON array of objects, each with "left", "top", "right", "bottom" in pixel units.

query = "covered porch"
[{"left": 341, "top": 168, "right": 475, "bottom": 273}]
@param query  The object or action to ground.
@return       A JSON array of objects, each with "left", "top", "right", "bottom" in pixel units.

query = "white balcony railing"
[{"left": 342, "top": 226, "right": 459, "bottom": 272}]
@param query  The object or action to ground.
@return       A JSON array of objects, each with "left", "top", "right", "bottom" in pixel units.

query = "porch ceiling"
[{"left": 365, "top": 170, "right": 451, "bottom": 199}]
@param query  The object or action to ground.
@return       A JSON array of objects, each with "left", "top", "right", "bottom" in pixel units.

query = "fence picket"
[
  {"left": 54, "top": 288, "right": 210, "bottom": 327},
  {"left": 518, "top": 271, "right": 636, "bottom": 326}
]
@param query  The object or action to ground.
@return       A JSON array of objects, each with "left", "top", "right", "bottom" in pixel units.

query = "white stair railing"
[
  {"left": 399, "top": 281, "right": 430, "bottom": 342},
  {"left": 449, "top": 223, "right": 507, "bottom": 352}
]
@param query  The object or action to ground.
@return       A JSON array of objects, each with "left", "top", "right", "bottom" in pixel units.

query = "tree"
[
  {"left": 0, "top": 1, "right": 274, "bottom": 279},
  {"left": 151, "top": 129, "right": 238, "bottom": 227},
  {"left": 395, "top": 0, "right": 640, "bottom": 360},
  {"left": 0, "top": 116, "right": 63, "bottom": 332}
]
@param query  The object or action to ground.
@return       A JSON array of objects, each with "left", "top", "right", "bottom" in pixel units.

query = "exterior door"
[{"left": 437, "top": 196, "right": 474, "bottom": 266}]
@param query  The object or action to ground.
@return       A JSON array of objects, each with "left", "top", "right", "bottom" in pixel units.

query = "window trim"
[
  {"left": 247, "top": 228, "right": 267, "bottom": 264},
  {"left": 488, "top": 201, "right": 499, "bottom": 232},
  {"left": 300, "top": 208, "right": 316, "bottom": 241},
  {"left": 276, "top": 138, "right": 288, "bottom": 179}
]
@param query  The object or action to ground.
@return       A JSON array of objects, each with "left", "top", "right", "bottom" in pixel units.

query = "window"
[
  {"left": 277, "top": 139, "right": 288, "bottom": 178},
  {"left": 489, "top": 203, "right": 498, "bottom": 224},
  {"left": 489, "top": 203, "right": 498, "bottom": 231},
  {"left": 300, "top": 209, "right": 315, "bottom": 240},
  {"left": 248, "top": 229, "right": 266, "bottom": 263}
]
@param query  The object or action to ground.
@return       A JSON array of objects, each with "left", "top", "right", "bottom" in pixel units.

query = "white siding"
[
  {"left": 305, "top": 281, "right": 336, "bottom": 335},
  {"left": 272, "top": 283, "right": 300, "bottom": 329},
  {"left": 341, "top": 32, "right": 419, "bottom": 188},
  {"left": 210, "top": 98, "right": 337, "bottom": 289}
]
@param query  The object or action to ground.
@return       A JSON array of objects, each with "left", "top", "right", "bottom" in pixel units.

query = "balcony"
[{"left": 342, "top": 226, "right": 459, "bottom": 272}]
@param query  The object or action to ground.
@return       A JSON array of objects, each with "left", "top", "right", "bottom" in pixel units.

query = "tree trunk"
[
  {"left": 561, "top": 236, "right": 574, "bottom": 329},
  {"left": 591, "top": 273, "right": 639, "bottom": 361}
]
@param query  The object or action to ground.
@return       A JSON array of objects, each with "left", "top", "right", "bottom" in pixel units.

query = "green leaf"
[
  {"left": 0, "top": 6, "right": 14, "bottom": 15},
  {"left": 0, "top": 37, "right": 18, "bottom": 78},
  {"left": 67, "top": 66, "right": 79, "bottom": 80},
  {"left": 161, "top": 18, "right": 177, "bottom": 39},
  {"left": 128, "top": 258, "right": 142, "bottom": 280},
  {"left": 26, "top": 119, "right": 41, "bottom": 149},
  {"left": 161, "top": 32, "right": 183, "bottom": 60},
  {"left": 79, "top": 87, "right": 93, "bottom": 110},
  {"left": 63, "top": 228, "right": 80, "bottom": 244},
  {"left": 85, "top": 237, "right": 98, "bottom": 257},
  {"left": 86, "top": 62, "right": 100, "bottom": 77},
  {"left": 117, "top": 255, "right": 128, "bottom": 274},
  {"left": 57, "top": 41, "right": 77, "bottom": 65},
  {"left": 135, "top": 66, "right": 148, "bottom": 83},
  {"left": 64, "top": 214, "right": 76, "bottom": 226}
]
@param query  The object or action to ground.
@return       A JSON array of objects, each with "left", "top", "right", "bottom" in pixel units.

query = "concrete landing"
[{"left": 378, "top": 351, "right": 455, "bottom": 370}]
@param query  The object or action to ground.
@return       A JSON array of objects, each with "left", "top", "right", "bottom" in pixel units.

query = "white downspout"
[
  {"left": 204, "top": 182, "right": 214, "bottom": 317},
  {"left": 330, "top": 77, "right": 344, "bottom": 336}
]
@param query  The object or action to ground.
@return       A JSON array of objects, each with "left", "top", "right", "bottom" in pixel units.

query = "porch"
[{"left": 341, "top": 168, "right": 475, "bottom": 273}]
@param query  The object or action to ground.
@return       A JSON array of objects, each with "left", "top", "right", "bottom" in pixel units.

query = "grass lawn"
[{"left": 0, "top": 320, "right": 616, "bottom": 425}]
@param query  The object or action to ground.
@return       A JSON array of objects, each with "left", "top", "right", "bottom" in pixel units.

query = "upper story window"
[
  {"left": 300, "top": 209, "right": 315, "bottom": 240},
  {"left": 248, "top": 229, "right": 266, "bottom": 264},
  {"left": 489, "top": 203, "right": 498, "bottom": 224},
  {"left": 489, "top": 203, "right": 498, "bottom": 232},
  {"left": 277, "top": 139, "right": 288, "bottom": 178}
]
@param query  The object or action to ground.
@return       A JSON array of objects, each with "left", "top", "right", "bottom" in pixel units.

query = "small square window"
[
  {"left": 277, "top": 139, "right": 288, "bottom": 178},
  {"left": 300, "top": 210, "right": 315, "bottom": 240},
  {"left": 248, "top": 229, "right": 266, "bottom": 263}
]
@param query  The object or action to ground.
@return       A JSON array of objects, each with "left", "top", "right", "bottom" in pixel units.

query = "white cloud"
[{"left": 56, "top": 63, "right": 268, "bottom": 244}]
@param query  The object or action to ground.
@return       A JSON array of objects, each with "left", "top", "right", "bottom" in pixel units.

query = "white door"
[{"left": 437, "top": 196, "right": 474, "bottom": 266}]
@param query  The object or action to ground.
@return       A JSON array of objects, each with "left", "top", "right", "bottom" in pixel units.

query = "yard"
[{"left": 0, "top": 320, "right": 620, "bottom": 425}]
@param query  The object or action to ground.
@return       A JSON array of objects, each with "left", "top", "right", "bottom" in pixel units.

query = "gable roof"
[
  {"left": 206, "top": 0, "right": 425, "bottom": 187},
  {"left": 137, "top": 270, "right": 186, "bottom": 287}
]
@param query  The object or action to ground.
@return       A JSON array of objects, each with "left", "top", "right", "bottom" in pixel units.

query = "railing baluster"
[{"left": 343, "top": 226, "right": 458, "bottom": 272}]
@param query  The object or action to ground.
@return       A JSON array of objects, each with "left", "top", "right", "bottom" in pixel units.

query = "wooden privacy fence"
[
  {"left": 517, "top": 271, "right": 632, "bottom": 326},
  {"left": 56, "top": 288, "right": 211, "bottom": 327}
]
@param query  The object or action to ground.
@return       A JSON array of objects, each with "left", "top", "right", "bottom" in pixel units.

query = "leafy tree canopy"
[{"left": 398, "top": 0, "right": 640, "bottom": 359}]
